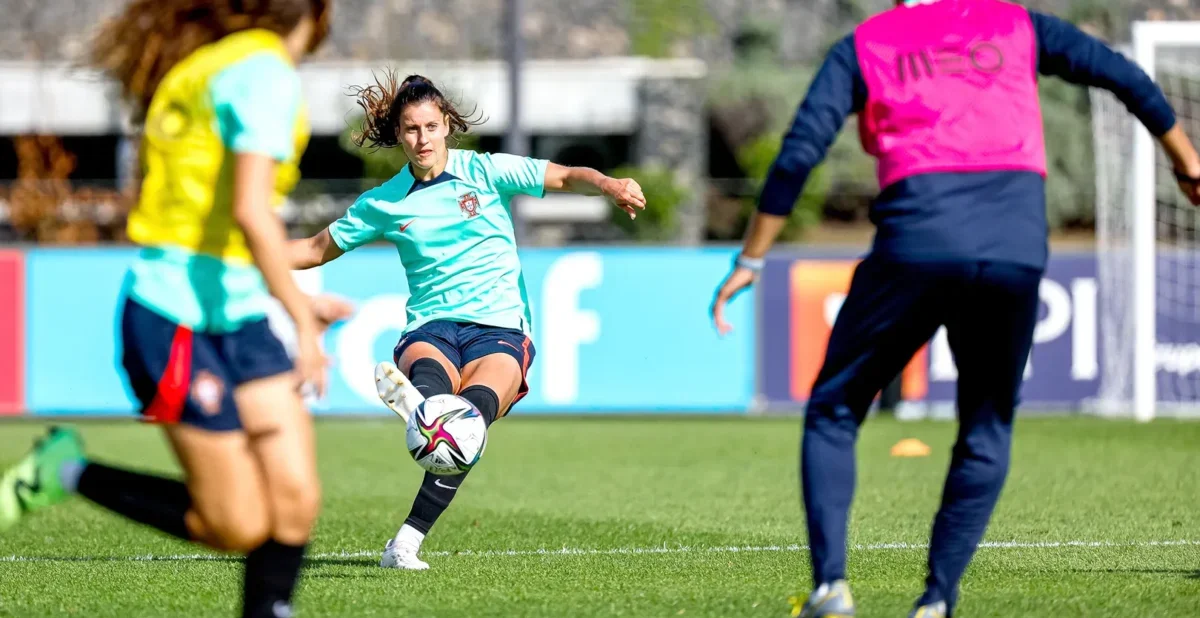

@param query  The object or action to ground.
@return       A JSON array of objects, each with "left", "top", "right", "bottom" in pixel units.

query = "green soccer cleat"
[
  {"left": 0, "top": 426, "right": 85, "bottom": 532},
  {"left": 789, "top": 580, "right": 855, "bottom": 618}
]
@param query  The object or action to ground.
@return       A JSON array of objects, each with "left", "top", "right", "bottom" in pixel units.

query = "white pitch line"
[{"left": 1, "top": 539, "right": 1196, "bottom": 564}]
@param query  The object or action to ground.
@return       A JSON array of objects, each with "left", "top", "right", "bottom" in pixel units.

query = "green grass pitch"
[{"left": 0, "top": 416, "right": 1197, "bottom": 617}]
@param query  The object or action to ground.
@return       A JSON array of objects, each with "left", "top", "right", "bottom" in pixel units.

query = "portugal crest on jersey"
[{"left": 458, "top": 191, "right": 480, "bottom": 218}]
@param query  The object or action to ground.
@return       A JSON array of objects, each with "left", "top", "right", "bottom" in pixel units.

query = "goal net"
[{"left": 1091, "top": 22, "right": 1200, "bottom": 421}]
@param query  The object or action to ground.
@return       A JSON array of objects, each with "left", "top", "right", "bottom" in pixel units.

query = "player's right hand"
[
  {"left": 296, "top": 328, "right": 330, "bottom": 399},
  {"left": 711, "top": 266, "right": 757, "bottom": 336}
]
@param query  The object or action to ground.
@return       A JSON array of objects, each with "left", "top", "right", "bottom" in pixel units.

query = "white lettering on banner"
[
  {"left": 541, "top": 253, "right": 603, "bottom": 404},
  {"left": 1156, "top": 343, "right": 1200, "bottom": 374},
  {"left": 1034, "top": 280, "right": 1072, "bottom": 343},
  {"left": 825, "top": 294, "right": 846, "bottom": 326},
  {"left": 335, "top": 295, "right": 410, "bottom": 406},
  {"left": 931, "top": 328, "right": 956, "bottom": 381},
  {"left": 825, "top": 277, "right": 1099, "bottom": 384},
  {"left": 1027, "top": 279, "right": 1073, "bottom": 378},
  {"left": 1071, "top": 279, "right": 1098, "bottom": 380}
]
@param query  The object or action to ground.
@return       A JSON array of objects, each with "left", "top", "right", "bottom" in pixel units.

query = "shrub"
[
  {"left": 607, "top": 164, "right": 691, "bottom": 241},
  {"left": 737, "top": 133, "right": 830, "bottom": 241}
]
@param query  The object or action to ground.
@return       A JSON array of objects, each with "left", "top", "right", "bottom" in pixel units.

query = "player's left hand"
[
  {"left": 601, "top": 177, "right": 646, "bottom": 219},
  {"left": 313, "top": 294, "right": 355, "bottom": 332},
  {"left": 711, "top": 267, "right": 757, "bottom": 336}
]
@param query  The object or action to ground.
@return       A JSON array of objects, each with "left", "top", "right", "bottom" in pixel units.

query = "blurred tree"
[
  {"left": 1065, "top": 0, "right": 1129, "bottom": 41},
  {"left": 1040, "top": 80, "right": 1098, "bottom": 229},
  {"left": 8, "top": 135, "right": 130, "bottom": 244},
  {"left": 707, "top": 9, "right": 1107, "bottom": 234},
  {"left": 707, "top": 18, "right": 874, "bottom": 239},
  {"left": 708, "top": 20, "right": 811, "bottom": 132},
  {"left": 737, "top": 133, "right": 829, "bottom": 241},
  {"left": 628, "top": 0, "right": 715, "bottom": 58}
]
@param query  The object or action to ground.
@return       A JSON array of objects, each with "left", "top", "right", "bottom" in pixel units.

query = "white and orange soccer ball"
[{"left": 404, "top": 394, "right": 488, "bottom": 476}]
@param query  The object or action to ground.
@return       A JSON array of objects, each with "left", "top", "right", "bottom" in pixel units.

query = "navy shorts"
[
  {"left": 120, "top": 297, "right": 294, "bottom": 432},
  {"left": 393, "top": 320, "right": 537, "bottom": 408}
]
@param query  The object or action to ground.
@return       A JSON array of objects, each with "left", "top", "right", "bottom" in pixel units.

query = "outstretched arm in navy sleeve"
[
  {"left": 1031, "top": 10, "right": 1176, "bottom": 136},
  {"left": 1032, "top": 10, "right": 1200, "bottom": 203},
  {"left": 758, "top": 34, "right": 866, "bottom": 216}
]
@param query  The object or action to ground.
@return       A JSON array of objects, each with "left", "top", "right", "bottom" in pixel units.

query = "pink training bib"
[{"left": 855, "top": 0, "right": 1046, "bottom": 189}]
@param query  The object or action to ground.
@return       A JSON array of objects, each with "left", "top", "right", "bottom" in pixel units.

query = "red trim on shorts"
[
  {"left": 144, "top": 326, "right": 194, "bottom": 424},
  {"left": 510, "top": 335, "right": 533, "bottom": 406}
]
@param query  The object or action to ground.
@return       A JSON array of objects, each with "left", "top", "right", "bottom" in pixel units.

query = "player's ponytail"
[
  {"left": 351, "top": 69, "right": 483, "bottom": 149},
  {"left": 90, "top": 0, "right": 331, "bottom": 122}
]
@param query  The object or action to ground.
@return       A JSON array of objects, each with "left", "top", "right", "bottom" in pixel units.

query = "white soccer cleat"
[
  {"left": 380, "top": 538, "right": 429, "bottom": 570},
  {"left": 374, "top": 361, "right": 424, "bottom": 422}
]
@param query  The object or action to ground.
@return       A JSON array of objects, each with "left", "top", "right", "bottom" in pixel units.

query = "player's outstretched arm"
[
  {"left": 710, "top": 34, "right": 861, "bottom": 336},
  {"left": 288, "top": 190, "right": 387, "bottom": 269},
  {"left": 1031, "top": 12, "right": 1174, "bottom": 129},
  {"left": 543, "top": 163, "right": 646, "bottom": 219},
  {"left": 1029, "top": 10, "right": 1200, "bottom": 205},
  {"left": 711, "top": 212, "right": 789, "bottom": 336},
  {"left": 234, "top": 153, "right": 328, "bottom": 396},
  {"left": 288, "top": 228, "right": 345, "bottom": 270}
]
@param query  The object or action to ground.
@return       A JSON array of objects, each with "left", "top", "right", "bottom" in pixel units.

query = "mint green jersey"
[{"left": 328, "top": 149, "right": 547, "bottom": 335}]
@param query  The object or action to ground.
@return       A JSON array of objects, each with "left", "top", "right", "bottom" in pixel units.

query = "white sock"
[{"left": 394, "top": 523, "right": 426, "bottom": 548}]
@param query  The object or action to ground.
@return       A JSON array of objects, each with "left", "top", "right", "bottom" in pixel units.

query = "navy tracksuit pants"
[{"left": 800, "top": 256, "right": 1041, "bottom": 615}]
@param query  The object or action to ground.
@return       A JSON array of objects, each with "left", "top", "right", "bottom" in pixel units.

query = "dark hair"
[
  {"left": 350, "top": 70, "right": 483, "bottom": 149},
  {"left": 90, "top": 0, "right": 331, "bottom": 121}
]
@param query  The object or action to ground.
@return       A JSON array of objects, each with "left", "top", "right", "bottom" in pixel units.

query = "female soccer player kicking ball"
[
  {"left": 288, "top": 72, "right": 645, "bottom": 569},
  {"left": 0, "top": 2, "right": 341, "bottom": 616},
  {"left": 710, "top": 1, "right": 1200, "bottom": 617}
]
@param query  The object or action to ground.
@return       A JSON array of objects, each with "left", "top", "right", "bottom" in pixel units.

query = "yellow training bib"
[{"left": 127, "top": 29, "right": 310, "bottom": 265}]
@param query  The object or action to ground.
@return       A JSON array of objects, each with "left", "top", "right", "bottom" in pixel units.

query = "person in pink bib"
[{"left": 709, "top": 1, "right": 1200, "bottom": 617}]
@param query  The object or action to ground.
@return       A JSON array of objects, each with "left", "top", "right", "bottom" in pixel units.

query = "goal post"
[{"left": 1090, "top": 21, "right": 1200, "bottom": 421}]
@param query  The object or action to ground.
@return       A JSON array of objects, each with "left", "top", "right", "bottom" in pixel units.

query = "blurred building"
[{"left": 0, "top": 0, "right": 1194, "bottom": 245}]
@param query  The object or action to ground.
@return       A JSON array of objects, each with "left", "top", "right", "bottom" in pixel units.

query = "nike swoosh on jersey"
[{"left": 400, "top": 220, "right": 414, "bottom": 232}]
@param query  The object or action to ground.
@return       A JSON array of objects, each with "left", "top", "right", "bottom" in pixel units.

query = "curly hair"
[
  {"left": 350, "top": 70, "right": 483, "bottom": 149},
  {"left": 90, "top": 0, "right": 331, "bottom": 121}
]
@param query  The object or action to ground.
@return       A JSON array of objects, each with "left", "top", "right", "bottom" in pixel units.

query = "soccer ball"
[{"left": 405, "top": 394, "right": 488, "bottom": 476}]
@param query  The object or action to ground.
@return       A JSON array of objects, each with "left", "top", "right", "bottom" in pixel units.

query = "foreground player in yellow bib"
[{"left": 0, "top": 2, "right": 342, "bottom": 616}]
